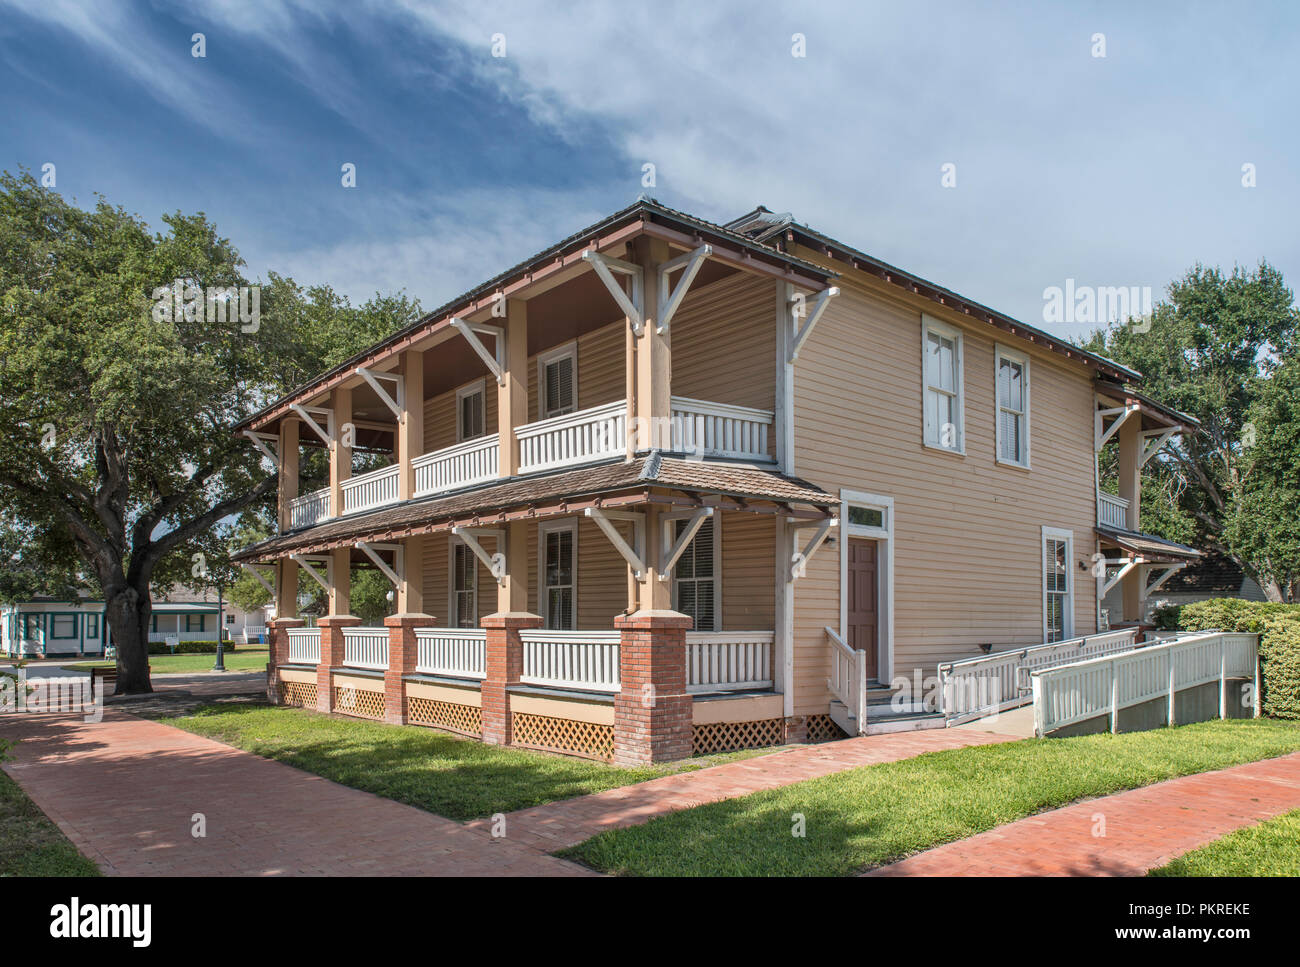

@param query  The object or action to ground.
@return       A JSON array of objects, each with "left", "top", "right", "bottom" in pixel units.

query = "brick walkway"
[
  {"left": 1, "top": 711, "right": 586, "bottom": 876},
  {"left": 866, "top": 751, "right": 1300, "bottom": 876},
  {"left": 465, "top": 728, "right": 1017, "bottom": 852}
]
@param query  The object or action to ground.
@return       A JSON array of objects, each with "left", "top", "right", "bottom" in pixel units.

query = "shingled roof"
[
  {"left": 233, "top": 454, "right": 834, "bottom": 562},
  {"left": 1097, "top": 525, "right": 1203, "bottom": 563}
]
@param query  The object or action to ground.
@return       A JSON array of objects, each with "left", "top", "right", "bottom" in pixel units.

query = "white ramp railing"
[
  {"left": 341, "top": 627, "right": 389, "bottom": 670},
  {"left": 414, "top": 628, "right": 486, "bottom": 679},
  {"left": 1031, "top": 631, "right": 1259, "bottom": 736},
  {"left": 520, "top": 630, "right": 620, "bottom": 693},
  {"left": 826, "top": 626, "right": 866, "bottom": 735},
  {"left": 938, "top": 629, "right": 1140, "bottom": 724},
  {"left": 686, "top": 631, "right": 774, "bottom": 693}
]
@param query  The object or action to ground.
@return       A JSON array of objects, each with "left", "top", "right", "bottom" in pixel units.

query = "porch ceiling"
[
  {"left": 1097, "top": 525, "right": 1203, "bottom": 563},
  {"left": 234, "top": 455, "right": 835, "bottom": 561}
]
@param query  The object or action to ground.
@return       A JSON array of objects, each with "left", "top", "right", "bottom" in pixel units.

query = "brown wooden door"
[{"left": 847, "top": 538, "right": 879, "bottom": 681}]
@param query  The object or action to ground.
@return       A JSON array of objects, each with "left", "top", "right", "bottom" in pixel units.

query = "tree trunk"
[
  {"left": 1261, "top": 579, "right": 1285, "bottom": 603},
  {"left": 106, "top": 586, "right": 153, "bottom": 695}
]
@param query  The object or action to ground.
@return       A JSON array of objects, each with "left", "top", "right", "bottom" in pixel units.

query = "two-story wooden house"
[{"left": 233, "top": 198, "right": 1199, "bottom": 763}]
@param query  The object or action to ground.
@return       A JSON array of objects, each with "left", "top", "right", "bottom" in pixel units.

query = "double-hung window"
[
  {"left": 457, "top": 380, "right": 485, "bottom": 442},
  {"left": 996, "top": 346, "right": 1030, "bottom": 466},
  {"left": 922, "top": 316, "right": 964, "bottom": 452},
  {"left": 672, "top": 516, "right": 719, "bottom": 631},
  {"left": 539, "top": 344, "right": 576, "bottom": 419},
  {"left": 541, "top": 522, "right": 576, "bottom": 629},
  {"left": 451, "top": 541, "right": 478, "bottom": 628},
  {"left": 1042, "top": 527, "right": 1073, "bottom": 642},
  {"left": 51, "top": 614, "right": 77, "bottom": 639}
]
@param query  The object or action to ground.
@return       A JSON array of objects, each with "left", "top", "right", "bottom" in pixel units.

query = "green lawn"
[
  {"left": 562, "top": 719, "right": 1300, "bottom": 876},
  {"left": 0, "top": 753, "right": 100, "bottom": 877},
  {"left": 171, "top": 704, "right": 775, "bottom": 821},
  {"left": 1150, "top": 808, "right": 1300, "bottom": 877},
  {"left": 64, "top": 649, "right": 269, "bottom": 674}
]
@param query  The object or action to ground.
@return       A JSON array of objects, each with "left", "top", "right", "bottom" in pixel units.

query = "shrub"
[
  {"left": 145, "top": 640, "right": 237, "bottom": 655},
  {"left": 1179, "top": 598, "right": 1300, "bottom": 719}
]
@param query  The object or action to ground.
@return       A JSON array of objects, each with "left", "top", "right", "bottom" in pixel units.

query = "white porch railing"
[
  {"left": 826, "top": 626, "right": 866, "bottom": 735},
  {"left": 670, "top": 397, "right": 773, "bottom": 461},
  {"left": 516, "top": 400, "right": 627, "bottom": 475},
  {"left": 1098, "top": 491, "right": 1130, "bottom": 529},
  {"left": 413, "top": 434, "right": 499, "bottom": 497},
  {"left": 341, "top": 463, "right": 401, "bottom": 515},
  {"left": 520, "top": 630, "right": 621, "bottom": 693},
  {"left": 686, "top": 631, "right": 775, "bottom": 693},
  {"left": 286, "top": 628, "right": 321, "bottom": 664},
  {"left": 1031, "top": 631, "right": 1259, "bottom": 736},
  {"left": 341, "top": 627, "right": 389, "bottom": 670},
  {"left": 414, "top": 628, "right": 486, "bottom": 679},
  {"left": 243, "top": 624, "right": 268, "bottom": 643},
  {"left": 290, "top": 487, "right": 330, "bottom": 528},
  {"left": 937, "top": 629, "right": 1140, "bottom": 724}
]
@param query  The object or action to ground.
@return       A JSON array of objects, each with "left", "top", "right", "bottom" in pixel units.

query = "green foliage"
[
  {"left": 1150, "top": 808, "right": 1300, "bottom": 876},
  {"left": 147, "top": 640, "right": 238, "bottom": 655},
  {"left": 1176, "top": 598, "right": 1300, "bottom": 719},
  {"left": 351, "top": 568, "right": 395, "bottom": 625},
  {"left": 1083, "top": 262, "right": 1300, "bottom": 600}
]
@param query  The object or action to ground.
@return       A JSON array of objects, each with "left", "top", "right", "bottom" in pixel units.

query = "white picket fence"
[
  {"left": 516, "top": 400, "right": 627, "bottom": 474},
  {"left": 938, "top": 629, "right": 1140, "bottom": 724},
  {"left": 670, "top": 397, "right": 773, "bottom": 462},
  {"left": 413, "top": 435, "right": 499, "bottom": 497},
  {"left": 290, "top": 487, "right": 330, "bottom": 528},
  {"left": 286, "top": 628, "right": 320, "bottom": 664},
  {"left": 519, "top": 630, "right": 621, "bottom": 693},
  {"left": 341, "top": 464, "right": 401, "bottom": 515},
  {"left": 341, "top": 627, "right": 389, "bottom": 670},
  {"left": 414, "top": 628, "right": 486, "bottom": 679},
  {"left": 1031, "top": 631, "right": 1259, "bottom": 736},
  {"left": 686, "top": 631, "right": 775, "bottom": 693}
]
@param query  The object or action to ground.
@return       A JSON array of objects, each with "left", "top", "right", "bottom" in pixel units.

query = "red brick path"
[{"left": 867, "top": 750, "right": 1300, "bottom": 876}]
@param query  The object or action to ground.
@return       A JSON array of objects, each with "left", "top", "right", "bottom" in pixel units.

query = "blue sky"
[{"left": 2, "top": 0, "right": 1296, "bottom": 339}]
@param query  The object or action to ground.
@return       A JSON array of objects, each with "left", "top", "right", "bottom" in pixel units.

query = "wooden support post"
[
  {"left": 399, "top": 349, "right": 423, "bottom": 499},
  {"left": 397, "top": 535, "right": 424, "bottom": 614},
  {"left": 329, "top": 547, "right": 350, "bottom": 617},
  {"left": 278, "top": 418, "right": 299, "bottom": 532},
  {"left": 496, "top": 521, "right": 528, "bottom": 614},
  {"left": 331, "top": 385, "right": 351, "bottom": 519},
  {"left": 499, "top": 300, "right": 527, "bottom": 478}
]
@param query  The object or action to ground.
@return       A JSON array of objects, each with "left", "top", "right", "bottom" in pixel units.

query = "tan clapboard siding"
[
  {"left": 721, "top": 512, "right": 776, "bottom": 630},
  {"left": 421, "top": 529, "right": 498, "bottom": 625},
  {"left": 527, "top": 322, "right": 625, "bottom": 423},
  {"left": 524, "top": 516, "right": 630, "bottom": 630},
  {"left": 672, "top": 273, "right": 776, "bottom": 417},
  {"left": 422, "top": 377, "right": 498, "bottom": 455},
  {"left": 789, "top": 268, "right": 1100, "bottom": 713}
]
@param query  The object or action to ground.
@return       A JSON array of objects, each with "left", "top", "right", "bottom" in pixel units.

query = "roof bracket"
[
  {"left": 657, "top": 507, "right": 713, "bottom": 582},
  {"left": 1095, "top": 404, "right": 1139, "bottom": 451},
  {"left": 1145, "top": 562, "right": 1186, "bottom": 596},
  {"left": 582, "top": 249, "right": 644, "bottom": 334},
  {"left": 242, "top": 430, "right": 280, "bottom": 471},
  {"left": 585, "top": 507, "right": 646, "bottom": 580},
  {"left": 452, "top": 526, "right": 506, "bottom": 583},
  {"left": 1102, "top": 556, "right": 1143, "bottom": 597},
  {"left": 656, "top": 244, "right": 711, "bottom": 335},
  {"left": 240, "top": 563, "right": 276, "bottom": 597},
  {"left": 290, "top": 405, "right": 333, "bottom": 446},
  {"left": 450, "top": 319, "right": 506, "bottom": 386},
  {"left": 290, "top": 553, "right": 332, "bottom": 593},
  {"left": 790, "top": 517, "right": 838, "bottom": 580},
  {"left": 789, "top": 286, "right": 840, "bottom": 362},
  {"left": 1141, "top": 428, "right": 1178, "bottom": 467},
  {"left": 356, "top": 541, "right": 403, "bottom": 587},
  {"left": 356, "top": 368, "right": 405, "bottom": 422}
]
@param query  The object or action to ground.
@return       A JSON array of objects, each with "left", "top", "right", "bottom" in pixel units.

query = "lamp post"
[{"left": 213, "top": 582, "right": 226, "bottom": 672}]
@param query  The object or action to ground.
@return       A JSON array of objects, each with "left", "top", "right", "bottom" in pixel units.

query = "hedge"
[
  {"left": 145, "top": 640, "right": 238, "bottom": 656},
  {"left": 1174, "top": 598, "right": 1300, "bottom": 720}
]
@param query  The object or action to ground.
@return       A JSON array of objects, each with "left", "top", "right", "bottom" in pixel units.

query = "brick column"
[
  {"left": 315, "top": 615, "right": 360, "bottom": 713},
  {"left": 481, "top": 612, "right": 541, "bottom": 746},
  {"left": 384, "top": 613, "right": 433, "bottom": 724},
  {"left": 613, "top": 610, "right": 693, "bottom": 765},
  {"left": 266, "top": 617, "right": 304, "bottom": 704}
]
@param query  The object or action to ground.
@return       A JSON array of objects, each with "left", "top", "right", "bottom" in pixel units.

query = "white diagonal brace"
[
  {"left": 1141, "top": 428, "right": 1178, "bottom": 467},
  {"left": 290, "top": 404, "right": 333, "bottom": 446},
  {"left": 356, "top": 368, "right": 404, "bottom": 421},
  {"left": 789, "top": 286, "right": 840, "bottom": 362},
  {"left": 585, "top": 508, "right": 646, "bottom": 580},
  {"left": 450, "top": 318, "right": 505, "bottom": 385},
  {"left": 452, "top": 526, "right": 506, "bottom": 582},
  {"left": 657, "top": 507, "right": 713, "bottom": 582},
  {"left": 656, "top": 244, "right": 711, "bottom": 335},
  {"left": 1102, "top": 556, "right": 1142, "bottom": 597},
  {"left": 240, "top": 563, "right": 276, "bottom": 597},
  {"left": 243, "top": 430, "right": 280, "bottom": 470},
  {"left": 1145, "top": 562, "right": 1186, "bottom": 595},
  {"left": 582, "top": 250, "right": 643, "bottom": 334},
  {"left": 356, "top": 541, "right": 402, "bottom": 587},
  {"left": 790, "top": 517, "right": 837, "bottom": 580},
  {"left": 1095, "top": 404, "right": 1138, "bottom": 451},
  {"left": 290, "top": 554, "right": 331, "bottom": 593}
]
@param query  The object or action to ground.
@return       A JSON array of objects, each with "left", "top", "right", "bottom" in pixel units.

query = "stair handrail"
[{"left": 825, "top": 626, "right": 866, "bottom": 734}]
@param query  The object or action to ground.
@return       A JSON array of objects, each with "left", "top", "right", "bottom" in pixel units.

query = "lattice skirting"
[
  {"left": 278, "top": 680, "right": 318, "bottom": 709},
  {"left": 693, "top": 717, "right": 785, "bottom": 755},
  {"left": 805, "top": 713, "right": 848, "bottom": 743},
  {"left": 512, "top": 712, "right": 614, "bottom": 761},
  {"left": 332, "top": 685, "right": 386, "bottom": 720},
  {"left": 408, "top": 697, "right": 482, "bottom": 737}
]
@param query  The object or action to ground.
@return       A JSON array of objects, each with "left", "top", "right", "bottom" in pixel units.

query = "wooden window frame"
[
  {"left": 537, "top": 341, "right": 578, "bottom": 420},
  {"left": 447, "top": 537, "right": 480, "bottom": 629},
  {"left": 664, "top": 510, "right": 722, "bottom": 632},
  {"left": 921, "top": 314, "right": 965, "bottom": 455},
  {"left": 1042, "top": 526, "right": 1074, "bottom": 643},
  {"left": 538, "top": 519, "right": 578, "bottom": 630},
  {"left": 50, "top": 612, "right": 79, "bottom": 640},
  {"left": 995, "top": 343, "right": 1031, "bottom": 469},
  {"left": 456, "top": 378, "right": 487, "bottom": 443}
]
